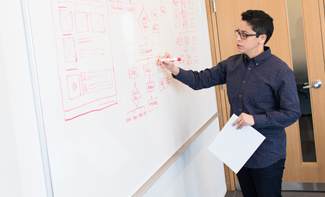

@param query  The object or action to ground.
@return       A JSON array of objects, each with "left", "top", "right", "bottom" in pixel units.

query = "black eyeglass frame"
[{"left": 234, "top": 30, "right": 264, "bottom": 40}]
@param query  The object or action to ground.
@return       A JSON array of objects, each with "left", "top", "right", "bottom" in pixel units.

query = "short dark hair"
[{"left": 241, "top": 10, "right": 274, "bottom": 44}]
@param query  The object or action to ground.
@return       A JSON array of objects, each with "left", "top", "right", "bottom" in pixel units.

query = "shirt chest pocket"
[{"left": 245, "top": 78, "right": 277, "bottom": 110}]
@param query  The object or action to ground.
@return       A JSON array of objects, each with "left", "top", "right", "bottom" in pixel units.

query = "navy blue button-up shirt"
[{"left": 174, "top": 47, "right": 301, "bottom": 168}]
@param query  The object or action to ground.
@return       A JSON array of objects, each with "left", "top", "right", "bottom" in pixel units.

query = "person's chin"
[
  {"left": 237, "top": 48, "right": 245, "bottom": 54},
  {"left": 237, "top": 45, "right": 244, "bottom": 52}
]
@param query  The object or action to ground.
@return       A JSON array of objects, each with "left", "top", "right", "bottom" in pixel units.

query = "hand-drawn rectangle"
[
  {"left": 69, "top": 0, "right": 78, "bottom": 5},
  {"left": 128, "top": 67, "right": 139, "bottom": 79},
  {"left": 59, "top": 9, "right": 73, "bottom": 31},
  {"left": 125, "top": 3, "right": 136, "bottom": 14},
  {"left": 140, "top": 43, "right": 154, "bottom": 56},
  {"left": 62, "top": 37, "right": 77, "bottom": 62},
  {"left": 110, "top": 1, "right": 125, "bottom": 14},
  {"left": 93, "top": 0, "right": 103, "bottom": 7},
  {"left": 147, "top": 97, "right": 158, "bottom": 112},
  {"left": 75, "top": 11, "right": 89, "bottom": 32},
  {"left": 90, "top": 13, "right": 105, "bottom": 33},
  {"left": 82, "top": 0, "right": 92, "bottom": 5},
  {"left": 80, "top": 70, "right": 114, "bottom": 95},
  {"left": 143, "top": 64, "right": 154, "bottom": 76},
  {"left": 146, "top": 81, "right": 156, "bottom": 92},
  {"left": 67, "top": 74, "right": 82, "bottom": 100}
]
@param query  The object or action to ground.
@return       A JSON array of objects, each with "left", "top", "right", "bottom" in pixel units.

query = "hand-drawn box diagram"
[
  {"left": 172, "top": 0, "right": 195, "bottom": 29},
  {"left": 176, "top": 31, "right": 199, "bottom": 65},
  {"left": 108, "top": 0, "right": 136, "bottom": 15},
  {"left": 52, "top": 0, "right": 117, "bottom": 120}
]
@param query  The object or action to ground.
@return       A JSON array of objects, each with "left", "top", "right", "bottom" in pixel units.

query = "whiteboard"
[{"left": 25, "top": 0, "right": 217, "bottom": 196}]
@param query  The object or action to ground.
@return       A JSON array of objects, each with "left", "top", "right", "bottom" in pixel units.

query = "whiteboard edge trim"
[
  {"left": 19, "top": 0, "right": 54, "bottom": 196},
  {"left": 132, "top": 112, "right": 219, "bottom": 197}
]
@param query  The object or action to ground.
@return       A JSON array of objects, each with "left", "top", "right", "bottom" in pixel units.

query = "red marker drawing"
[{"left": 159, "top": 57, "right": 182, "bottom": 62}]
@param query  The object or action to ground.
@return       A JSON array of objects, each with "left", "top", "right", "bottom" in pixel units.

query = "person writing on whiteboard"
[{"left": 158, "top": 10, "right": 300, "bottom": 197}]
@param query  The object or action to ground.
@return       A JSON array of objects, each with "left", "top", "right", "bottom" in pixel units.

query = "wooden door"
[
  {"left": 283, "top": 0, "right": 325, "bottom": 183},
  {"left": 205, "top": 0, "right": 325, "bottom": 190}
]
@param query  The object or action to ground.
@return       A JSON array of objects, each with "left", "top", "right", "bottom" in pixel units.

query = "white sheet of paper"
[{"left": 208, "top": 114, "right": 265, "bottom": 173}]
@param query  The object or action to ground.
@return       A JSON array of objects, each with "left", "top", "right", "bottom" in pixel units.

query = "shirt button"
[
  {"left": 239, "top": 95, "right": 242, "bottom": 97},
  {"left": 256, "top": 63, "right": 259, "bottom": 66},
  {"left": 248, "top": 68, "right": 251, "bottom": 70},
  {"left": 243, "top": 81, "right": 245, "bottom": 83},
  {"left": 239, "top": 109, "right": 242, "bottom": 111}
]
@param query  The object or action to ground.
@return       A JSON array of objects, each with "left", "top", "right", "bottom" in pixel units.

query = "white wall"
[
  {"left": 144, "top": 118, "right": 226, "bottom": 197},
  {"left": 0, "top": 32, "right": 24, "bottom": 197},
  {"left": 0, "top": 0, "right": 47, "bottom": 196}
]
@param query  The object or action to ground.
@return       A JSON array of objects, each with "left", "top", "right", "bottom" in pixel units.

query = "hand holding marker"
[
  {"left": 158, "top": 57, "right": 182, "bottom": 62},
  {"left": 157, "top": 52, "right": 181, "bottom": 76}
]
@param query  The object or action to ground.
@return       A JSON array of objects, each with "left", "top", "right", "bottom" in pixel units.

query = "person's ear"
[{"left": 259, "top": 34, "right": 267, "bottom": 44}]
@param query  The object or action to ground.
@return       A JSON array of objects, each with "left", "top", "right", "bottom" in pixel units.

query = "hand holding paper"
[
  {"left": 208, "top": 114, "right": 265, "bottom": 173},
  {"left": 232, "top": 113, "right": 255, "bottom": 129}
]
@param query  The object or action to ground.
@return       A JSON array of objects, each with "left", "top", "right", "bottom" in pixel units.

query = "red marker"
[{"left": 159, "top": 57, "right": 182, "bottom": 62}]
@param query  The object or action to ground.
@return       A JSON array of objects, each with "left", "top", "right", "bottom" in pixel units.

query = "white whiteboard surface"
[
  {"left": 144, "top": 117, "right": 226, "bottom": 197},
  {"left": 26, "top": 0, "right": 217, "bottom": 196}
]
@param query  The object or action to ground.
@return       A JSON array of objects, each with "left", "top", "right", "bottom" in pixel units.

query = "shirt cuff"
[
  {"left": 252, "top": 114, "right": 267, "bottom": 128},
  {"left": 172, "top": 67, "right": 185, "bottom": 79}
]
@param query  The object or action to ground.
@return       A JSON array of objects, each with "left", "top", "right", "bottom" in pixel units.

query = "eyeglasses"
[{"left": 235, "top": 30, "right": 262, "bottom": 40}]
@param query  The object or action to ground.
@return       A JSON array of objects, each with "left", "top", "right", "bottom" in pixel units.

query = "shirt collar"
[
  {"left": 243, "top": 54, "right": 250, "bottom": 65},
  {"left": 243, "top": 46, "right": 271, "bottom": 66}
]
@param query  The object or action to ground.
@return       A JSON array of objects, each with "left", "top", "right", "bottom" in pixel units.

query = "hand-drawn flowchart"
[{"left": 52, "top": 0, "right": 200, "bottom": 121}]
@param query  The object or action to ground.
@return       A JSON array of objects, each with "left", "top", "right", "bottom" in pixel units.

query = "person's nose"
[{"left": 236, "top": 34, "right": 242, "bottom": 42}]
